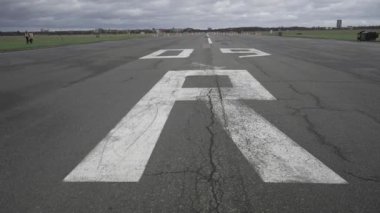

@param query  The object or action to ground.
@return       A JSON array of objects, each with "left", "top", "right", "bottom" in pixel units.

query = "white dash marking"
[{"left": 208, "top": 38, "right": 213, "bottom": 44}]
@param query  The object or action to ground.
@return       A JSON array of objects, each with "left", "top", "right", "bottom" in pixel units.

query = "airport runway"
[{"left": 1, "top": 34, "right": 380, "bottom": 212}]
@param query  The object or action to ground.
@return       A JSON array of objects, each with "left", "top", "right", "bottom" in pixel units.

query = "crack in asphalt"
[
  {"left": 355, "top": 109, "right": 380, "bottom": 126},
  {"left": 145, "top": 167, "right": 208, "bottom": 179},
  {"left": 235, "top": 166, "right": 255, "bottom": 211},
  {"left": 288, "top": 84, "right": 351, "bottom": 162},
  {"left": 214, "top": 77, "right": 228, "bottom": 128},
  {"left": 288, "top": 84, "right": 322, "bottom": 107},
  {"left": 344, "top": 171, "right": 380, "bottom": 183},
  {"left": 121, "top": 76, "right": 134, "bottom": 83},
  {"left": 249, "top": 61, "right": 272, "bottom": 78},
  {"left": 205, "top": 89, "right": 222, "bottom": 213},
  {"left": 303, "top": 110, "right": 351, "bottom": 162},
  {"left": 144, "top": 75, "right": 228, "bottom": 212},
  {"left": 274, "top": 50, "right": 380, "bottom": 84}
]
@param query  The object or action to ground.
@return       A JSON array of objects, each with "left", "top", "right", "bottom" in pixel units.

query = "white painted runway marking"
[
  {"left": 65, "top": 70, "right": 346, "bottom": 184},
  {"left": 140, "top": 49, "right": 194, "bottom": 59},
  {"left": 208, "top": 38, "right": 213, "bottom": 44},
  {"left": 210, "top": 99, "right": 347, "bottom": 184},
  {"left": 220, "top": 48, "right": 271, "bottom": 58},
  {"left": 191, "top": 62, "right": 225, "bottom": 70}
]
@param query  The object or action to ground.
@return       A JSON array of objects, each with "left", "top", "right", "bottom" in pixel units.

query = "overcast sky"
[{"left": 1, "top": 0, "right": 379, "bottom": 31}]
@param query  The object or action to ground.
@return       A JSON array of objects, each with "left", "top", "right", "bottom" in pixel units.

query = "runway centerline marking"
[
  {"left": 140, "top": 49, "right": 194, "bottom": 59},
  {"left": 220, "top": 48, "right": 271, "bottom": 58},
  {"left": 64, "top": 70, "right": 347, "bottom": 184},
  {"left": 208, "top": 38, "right": 213, "bottom": 44}
]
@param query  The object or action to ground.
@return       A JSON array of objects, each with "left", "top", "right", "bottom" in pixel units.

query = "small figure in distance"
[
  {"left": 28, "top": 32, "right": 34, "bottom": 44},
  {"left": 24, "top": 31, "right": 30, "bottom": 44}
]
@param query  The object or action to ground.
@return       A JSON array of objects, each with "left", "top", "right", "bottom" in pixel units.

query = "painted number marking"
[
  {"left": 220, "top": 48, "right": 271, "bottom": 58},
  {"left": 140, "top": 49, "right": 194, "bottom": 59},
  {"left": 65, "top": 70, "right": 346, "bottom": 184}
]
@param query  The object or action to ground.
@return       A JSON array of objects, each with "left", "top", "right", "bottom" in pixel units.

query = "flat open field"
[
  {"left": 0, "top": 34, "right": 145, "bottom": 52},
  {"left": 262, "top": 29, "right": 380, "bottom": 42}
]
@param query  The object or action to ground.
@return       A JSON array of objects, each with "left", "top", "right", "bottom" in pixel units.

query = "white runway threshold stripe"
[{"left": 64, "top": 70, "right": 347, "bottom": 184}]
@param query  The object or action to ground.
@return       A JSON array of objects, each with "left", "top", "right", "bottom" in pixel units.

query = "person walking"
[
  {"left": 24, "top": 31, "right": 30, "bottom": 44},
  {"left": 28, "top": 32, "right": 34, "bottom": 44}
]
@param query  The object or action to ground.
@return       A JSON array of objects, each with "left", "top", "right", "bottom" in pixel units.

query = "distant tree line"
[
  {"left": 212, "top": 26, "right": 380, "bottom": 33},
  {"left": 1, "top": 26, "right": 379, "bottom": 36}
]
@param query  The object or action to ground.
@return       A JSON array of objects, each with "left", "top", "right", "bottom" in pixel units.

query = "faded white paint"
[
  {"left": 65, "top": 70, "right": 347, "bottom": 184},
  {"left": 220, "top": 48, "right": 271, "bottom": 58},
  {"left": 140, "top": 49, "right": 194, "bottom": 59},
  {"left": 191, "top": 62, "right": 225, "bottom": 70},
  {"left": 209, "top": 98, "right": 347, "bottom": 184}
]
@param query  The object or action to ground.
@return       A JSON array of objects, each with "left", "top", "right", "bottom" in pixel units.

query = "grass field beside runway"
[
  {"left": 262, "top": 29, "right": 380, "bottom": 42},
  {"left": 0, "top": 34, "right": 146, "bottom": 52}
]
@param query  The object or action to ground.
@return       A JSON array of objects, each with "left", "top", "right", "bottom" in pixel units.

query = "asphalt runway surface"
[{"left": 1, "top": 34, "right": 380, "bottom": 212}]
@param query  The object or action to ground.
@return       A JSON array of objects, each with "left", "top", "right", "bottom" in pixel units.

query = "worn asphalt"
[{"left": 1, "top": 34, "right": 380, "bottom": 212}]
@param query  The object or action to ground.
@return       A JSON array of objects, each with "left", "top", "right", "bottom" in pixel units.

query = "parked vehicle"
[{"left": 357, "top": 31, "right": 379, "bottom": 41}]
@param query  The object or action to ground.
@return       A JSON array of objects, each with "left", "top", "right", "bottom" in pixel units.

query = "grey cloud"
[{"left": 0, "top": 0, "right": 379, "bottom": 31}]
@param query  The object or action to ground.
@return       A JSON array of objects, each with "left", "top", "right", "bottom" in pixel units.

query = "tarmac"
[{"left": 0, "top": 34, "right": 380, "bottom": 212}]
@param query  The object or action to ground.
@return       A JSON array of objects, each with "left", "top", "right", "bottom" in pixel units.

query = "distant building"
[{"left": 337, "top": 20, "right": 342, "bottom": 29}]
